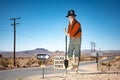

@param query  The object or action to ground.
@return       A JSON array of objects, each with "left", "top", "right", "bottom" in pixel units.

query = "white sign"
[
  {"left": 37, "top": 54, "right": 50, "bottom": 60},
  {"left": 54, "top": 56, "right": 65, "bottom": 69}
]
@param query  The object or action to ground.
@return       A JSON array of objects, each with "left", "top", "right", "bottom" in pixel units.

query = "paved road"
[
  {"left": 0, "top": 66, "right": 65, "bottom": 80},
  {"left": 0, "top": 56, "right": 115, "bottom": 80},
  {"left": 80, "top": 56, "right": 115, "bottom": 66}
]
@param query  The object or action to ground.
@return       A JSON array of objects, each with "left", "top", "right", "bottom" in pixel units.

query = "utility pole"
[
  {"left": 93, "top": 42, "right": 96, "bottom": 52},
  {"left": 91, "top": 41, "right": 96, "bottom": 53},
  {"left": 10, "top": 17, "right": 20, "bottom": 67},
  {"left": 91, "top": 41, "right": 94, "bottom": 53}
]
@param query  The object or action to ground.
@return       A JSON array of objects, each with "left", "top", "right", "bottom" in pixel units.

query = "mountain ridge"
[{"left": 0, "top": 48, "right": 120, "bottom": 58}]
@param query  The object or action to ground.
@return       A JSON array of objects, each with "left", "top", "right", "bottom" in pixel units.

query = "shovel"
[{"left": 64, "top": 35, "right": 68, "bottom": 73}]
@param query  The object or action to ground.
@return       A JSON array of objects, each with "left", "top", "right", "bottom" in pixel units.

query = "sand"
[
  {"left": 25, "top": 63, "right": 120, "bottom": 80},
  {"left": 25, "top": 72, "right": 120, "bottom": 80}
]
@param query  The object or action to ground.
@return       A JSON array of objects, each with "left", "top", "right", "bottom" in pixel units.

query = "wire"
[
  {"left": 17, "top": 31, "right": 49, "bottom": 46},
  {"left": 0, "top": 29, "right": 49, "bottom": 46}
]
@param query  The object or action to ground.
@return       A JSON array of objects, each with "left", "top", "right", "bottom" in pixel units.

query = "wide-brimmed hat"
[{"left": 66, "top": 10, "right": 76, "bottom": 17}]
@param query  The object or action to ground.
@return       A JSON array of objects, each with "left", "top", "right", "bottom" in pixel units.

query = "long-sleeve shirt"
[{"left": 68, "top": 19, "right": 82, "bottom": 38}]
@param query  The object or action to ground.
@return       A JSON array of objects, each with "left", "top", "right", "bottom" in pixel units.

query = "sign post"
[
  {"left": 96, "top": 52, "right": 99, "bottom": 70},
  {"left": 42, "top": 60, "right": 44, "bottom": 78},
  {"left": 37, "top": 54, "right": 50, "bottom": 79}
]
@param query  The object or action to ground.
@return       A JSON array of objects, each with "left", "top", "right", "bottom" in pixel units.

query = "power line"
[
  {"left": 0, "top": 29, "right": 13, "bottom": 32},
  {"left": 17, "top": 31, "right": 49, "bottom": 46},
  {"left": 0, "top": 28, "right": 49, "bottom": 48}
]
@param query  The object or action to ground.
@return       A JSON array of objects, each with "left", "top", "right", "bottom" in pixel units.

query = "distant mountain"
[
  {"left": 0, "top": 49, "right": 120, "bottom": 58},
  {"left": 102, "top": 50, "right": 120, "bottom": 56},
  {"left": 35, "top": 48, "right": 50, "bottom": 53},
  {"left": 50, "top": 50, "right": 65, "bottom": 57},
  {"left": 0, "top": 48, "right": 51, "bottom": 58},
  {"left": 18, "top": 48, "right": 51, "bottom": 55}
]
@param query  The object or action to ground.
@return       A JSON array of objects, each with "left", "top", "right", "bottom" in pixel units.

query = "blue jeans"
[{"left": 68, "top": 37, "right": 82, "bottom": 57}]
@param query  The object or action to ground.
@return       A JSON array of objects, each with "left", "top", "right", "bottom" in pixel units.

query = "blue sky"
[{"left": 0, "top": 0, "right": 120, "bottom": 51}]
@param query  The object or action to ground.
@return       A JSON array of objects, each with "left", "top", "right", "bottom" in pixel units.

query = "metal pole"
[
  {"left": 43, "top": 67, "right": 44, "bottom": 78},
  {"left": 42, "top": 60, "right": 44, "bottom": 78},
  {"left": 108, "top": 60, "right": 110, "bottom": 80},
  {"left": 96, "top": 52, "right": 99, "bottom": 70}
]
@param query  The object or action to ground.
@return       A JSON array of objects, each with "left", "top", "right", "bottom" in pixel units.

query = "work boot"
[
  {"left": 67, "top": 57, "right": 74, "bottom": 70},
  {"left": 73, "top": 57, "right": 79, "bottom": 71}
]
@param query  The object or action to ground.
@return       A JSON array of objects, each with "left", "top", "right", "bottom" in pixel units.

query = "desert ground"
[
  {"left": 25, "top": 73, "right": 120, "bottom": 80},
  {"left": 25, "top": 56, "right": 120, "bottom": 80},
  {"left": 0, "top": 55, "right": 120, "bottom": 80}
]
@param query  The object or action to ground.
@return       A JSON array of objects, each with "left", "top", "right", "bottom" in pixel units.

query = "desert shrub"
[
  {"left": 80, "top": 56, "right": 85, "bottom": 61},
  {"left": 117, "top": 63, "right": 120, "bottom": 69},
  {"left": 15, "top": 61, "right": 21, "bottom": 67},
  {"left": 47, "top": 58, "right": 53, "bottom": 65},
  {"left": 1, "top": 60, "right": 8, "bottom": 68},
  {"left": 26, "top": 60, "right": 32, "bottom": 66},
  {"left": 31, "top": 60, "right": 37, "bottom": 64},
  {"left": 100, "top": 66, "right": 108, "bottom": 72},
  {"left": 100, "top": 62, "right": 112, "bottom": 66},
  {"left": 38, "top": 60, "right": 42, "bottom": 65},
  {"left": 116, "top": 57, "right": 120, "bottom": 61},
  {"left": 111, "top": 59, "right": 116, "bottom": 64},
  {"left": 8, "top": 60, "right": 13, "bottom": 65},
  {"left": 100, "top": 62, "right": 107, "bottom": 66},
  {"left": 18, "top": 57, "right": 25, "bottom": 60},
  {"left": 18, "top": 77, "right": 23, "bottom": 80}
]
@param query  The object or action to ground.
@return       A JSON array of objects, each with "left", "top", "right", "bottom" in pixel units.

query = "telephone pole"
[
  {"left": 93, "top": 42, "right": 96, "bottom": 52},
  {"left": 10, "top": 17, "right": 21, "bottom": 67},
  {"left": 91, "top": 41, "right": 94, "bottom": 53}
]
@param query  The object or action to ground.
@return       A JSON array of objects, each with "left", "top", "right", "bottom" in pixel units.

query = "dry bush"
[
  {"left": 100, "top": 62, "right": 111, "bottom": 66},
  {"left": 99, "top": 56, "right": 120, "bottom": 71},
  {"left": 100, "top": 62, "right": 107, "bottom": 66},
  {"left": 80, "top": 56, "right": 96, "bottom": 61},
  {"left": 115, "top": 57, "right": 120, "bottom": 61},
  {"left": 0, "top": 58, "right": 10, "bottom": 69},
  {"left": 1, "top": 60, "right": 8, "bottom": 68},
  {"left": 26, "top": 60, "right": 33, "bottom": 66},
  {"left": 117, "top": 64, "right": 120, "bottom": 69},
  {"left": 38, "top": 60, "right": 42, "bottom": 65},
  {"left": 100, "top": 66, "right": 108, "bottom": 72},
  {"left": 115, "top": 57, "right": 120, "bottom": 69},
  {"left": 0, "top": 58, "right": 14, "bottom": 70},
  {"left": 17, "top": 57, "right": 27, "bottom": 59},
  {"left": 80, "top": 56, "right": 86, "bottom": 61},
  {"left": 46, "top": 58, "right": 53, "bottom": 65},
  {"left": 16, "top": 61, "right": 21, "bottom": 67}
]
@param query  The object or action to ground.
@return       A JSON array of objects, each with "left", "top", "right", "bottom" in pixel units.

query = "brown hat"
[{"left": 66, "top": 10, "right": 76, "bottom": 17}]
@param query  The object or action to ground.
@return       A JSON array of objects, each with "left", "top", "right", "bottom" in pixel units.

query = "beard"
[{"left": 69, "top": 18, "right": 73, "bottom": 24}]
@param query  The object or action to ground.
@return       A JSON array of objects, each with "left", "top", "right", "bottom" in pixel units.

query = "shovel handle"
[{"left": 65, "top": 35, "right": 67, "bottom": 59}]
